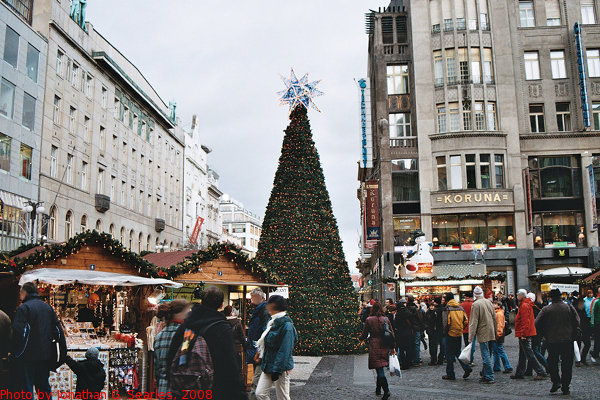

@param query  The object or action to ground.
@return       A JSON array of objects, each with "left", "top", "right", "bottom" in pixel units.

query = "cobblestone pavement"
[{"left": 287, "top": 335, "right": 599, "bottom": 400}]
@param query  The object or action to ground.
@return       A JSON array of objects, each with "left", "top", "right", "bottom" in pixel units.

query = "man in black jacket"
[
  {"left": 167, "top": 286, "right": 247, "bottom": 400},
  {"left": 10, "top": 282, "right": 65, "bottom": 398},
  {"left": 65, "top": 347, "right": 106, "bottom": 396},
  {"left": 0, "top": 309, "right": 10, "bottom": 389},
  {"left": 406, "top": 296, "right": 426, "bottom": 366},
  {"left": 393, "top": 299, "right": 415, "bottom": 370}
]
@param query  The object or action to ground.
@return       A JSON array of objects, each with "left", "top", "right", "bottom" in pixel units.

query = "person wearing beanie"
[
  {"left": 65, "top": 347, "right": 106, "bottom": 396},
  {"left": 512, "top": 289, "right": 548, "bottom": 381},
  {"left": 535, "top": 289, "right": 580, "bottom": 395},
  {"left": 468, "top": 286, "right": 497, "bottom": 383}
]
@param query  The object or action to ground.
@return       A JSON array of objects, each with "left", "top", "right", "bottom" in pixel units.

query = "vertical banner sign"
[
  {"left": 365, "top": 181, "right": 381, "bottom": 240},
  {"left": 524, "top": 169, "right": 533, "bottom": 232},
  {"left": 189, "top": 216, "right": 204, "bottom": 245},
  {"left": 590, "top": 165, "right": 598, "bottom": 229},
  {"left": 357, "top": 78, "right": 373, "bottom": 168},
  {"left": 575, "top": 22, "right": 591, "bottom": 128}
]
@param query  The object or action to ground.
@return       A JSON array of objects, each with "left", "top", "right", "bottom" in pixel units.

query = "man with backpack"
[
  {"left": 441, "top": 292, "right": 472, "bottom": 381},
  {"left": 167, "top": 286, "right": 247, "bottom": 400}
]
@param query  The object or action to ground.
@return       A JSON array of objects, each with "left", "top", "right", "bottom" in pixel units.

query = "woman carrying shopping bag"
[{"left": 360, "top": 301, "right": 396, "bottom": 400}]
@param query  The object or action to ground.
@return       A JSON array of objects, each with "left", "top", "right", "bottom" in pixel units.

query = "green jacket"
[
  {"left": 261, "top": 316, "right": 298, "bottom": 374},
  {"left": 592, "top": 298, "right": 600, "bottom": 327}
]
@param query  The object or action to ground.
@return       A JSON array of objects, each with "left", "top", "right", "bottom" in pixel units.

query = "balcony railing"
[{"left": 390, "top": 137, "right": 417, "bottom": 148}]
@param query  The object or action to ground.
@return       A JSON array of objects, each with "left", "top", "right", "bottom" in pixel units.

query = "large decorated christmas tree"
[{"left": 256, "top": 70, "right": 362, "bottom": 355}]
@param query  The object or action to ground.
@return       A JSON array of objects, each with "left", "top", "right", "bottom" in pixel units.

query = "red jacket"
[
  {"left": 515, "top": 298, "right": 537, "bottom": 338},
  {"left": 460, "top": 299, "right": 474, "bottom": 334}
]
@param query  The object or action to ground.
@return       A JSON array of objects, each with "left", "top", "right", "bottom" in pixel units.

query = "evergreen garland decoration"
[
  {"left": 0, "top": 230, "right": 270, "bottom": 282},
  {"left": 256, "top": 106, "right": 363, "bottom": 356}
]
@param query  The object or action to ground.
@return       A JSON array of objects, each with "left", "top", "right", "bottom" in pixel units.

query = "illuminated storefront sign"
[{"left": 432, "top": 191, "right": 512, "bottom": 206}]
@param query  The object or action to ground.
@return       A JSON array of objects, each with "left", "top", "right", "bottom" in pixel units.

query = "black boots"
[{"left": 376, "top": 377, "right": 382, "bottom": 395}]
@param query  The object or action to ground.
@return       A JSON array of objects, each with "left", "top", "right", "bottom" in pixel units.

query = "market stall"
[
  {"left": 143, "top": 242, "right": 286, "bottom": 390},
  {"left": 529, "top": 266, "right": 592, "bottom": 295},
  {"left": 4, "top": 231, "right": 181, "bottom": 396}
]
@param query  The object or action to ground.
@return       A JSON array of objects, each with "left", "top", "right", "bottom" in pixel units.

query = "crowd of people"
[
  {"left": 0, "top": 283, "right": 298, "bottom": 400},
  {"left": 359, "top": 286, "right": 600, "bottom": 397}
]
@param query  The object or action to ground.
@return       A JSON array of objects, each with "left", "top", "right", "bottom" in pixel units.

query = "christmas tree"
[{"left": 256, "top": 70, "right": 363, "bottom": 355}]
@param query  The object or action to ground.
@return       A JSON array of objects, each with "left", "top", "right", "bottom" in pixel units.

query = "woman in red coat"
[{"left": 360, "top": 301, "right": 396, "bottom": 400}]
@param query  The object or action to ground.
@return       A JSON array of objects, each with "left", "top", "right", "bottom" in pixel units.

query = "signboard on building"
[
  {"left": 365, "top": 181, "right": 381, "bottom": 240},
  {"left": 575, "top": 22, "right": 591, "bottom": 128},
  {"left": 189, "top": 216, "right": 204, "bottom": 245},
  {"left": 589, "top": 164, "right": 598, "bottom": 229},
  {"left": 358, "top": 79, "right": 373, "bottom": 169},
  {"left": 269, "top": 286, "right": 289, "bottom": 299},
  {"left": 540, "top": 283, "right": 579, "bottom": 293},
  {"left": 432, "top": 191, "right": 512, "bottom": 206}
]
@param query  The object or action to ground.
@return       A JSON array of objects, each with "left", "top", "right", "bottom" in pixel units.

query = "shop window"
[
  {"left": 394, "top": 217, "right": 421, "bottom": 247},
  {"left": 387, "top": 65, "right": 409, "bottom": 95},
  {"left": 533, "top": 212, "right": 585, "bottom": 248},
  {"left": 433, "top": 213, "right": 516, "bottom": 251},
  {"left": 529, "top": 156, "right": 581, "bottom": 199},
  {"left": 19, "top": 143, "right": 32, "bottom": 180},
  {"left": 0, "top": 133, "right": 10, "bottom": 171},
  {"left": 392, "top": 159, "right": 419, "bottom": 202}
]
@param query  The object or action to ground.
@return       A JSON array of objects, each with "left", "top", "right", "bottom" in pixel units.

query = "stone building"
[
  {"left": 359, "top": 0, "right": 600, "bottom": 299},
  {"left": 31, "top": 0, "right": 184, "bottom": 252},
  {"left": 219, "top": 195, "right": 262, "bottom": 258},
  {"left": 182, "top": 115, "right": 223, "bottom": 249},
  {"left": 0, "top": 0, "right": 46, "bottom": 251}
]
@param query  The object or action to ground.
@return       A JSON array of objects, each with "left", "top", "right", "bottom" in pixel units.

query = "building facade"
[
  {"left": 219, "top": 195, "right": 262, "bottom": 258},
  {"left": 182, "top": 115, "right": 223, "bottom": 249},
  {"left": 359, "top": 0, "right": 600, "bottom": 300},
  {"left": 31, "top": 0, "right": 184, "bottom": 252},
  {"left": 0, "top": 0, "right": 46, "bottom": 251}
]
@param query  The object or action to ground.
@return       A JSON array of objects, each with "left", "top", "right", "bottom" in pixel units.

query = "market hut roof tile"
[{"left": 142, "top": 250, "right": 197, "bottom": 269}]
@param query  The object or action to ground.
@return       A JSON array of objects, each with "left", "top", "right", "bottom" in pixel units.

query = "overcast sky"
[{"left": 87, "top": 0, "right": 385, "bottom": 272}]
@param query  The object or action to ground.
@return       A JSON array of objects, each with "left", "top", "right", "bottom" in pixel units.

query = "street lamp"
[{"left": 22, "top": 200, "right": 45, "bottom": 244}]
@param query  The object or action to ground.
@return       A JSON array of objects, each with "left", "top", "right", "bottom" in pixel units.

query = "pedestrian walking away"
[
  {"left": 511, "top": 289, "right": 548, "bottom": 380},
  {"left": 65, "top": 347, "right": 106, "bottom": 397},
  {"left": 9, "top": 282, "right": 66, "bottom": 399},
  {"left": 393, "top": 298, "right": 415, "bottom": 370},
  {"left": 468, "top": 286, "right": 497, "bottom": 384},
  {"left": 492, "top": 300, "right": 512, "bottom": 373},
  {"left": 153, "top": 299, "right": 191, "bottom": 397},
  {"left": 406, "top": 295, "right": 426, "bottom": 366},
  {"left": 535, "top": 289, "right": 580, "bottom": 395},
  {"left": 426, "top": 299, "right": 443, "bottom": 365},
  {"left": 524, "top": 293, "right": 548, "bottom": 376},
  {"left": 575, "top": 297, "right": 592, "bottom": 366},
  {"left": 360, "top": 301, "right": 395, "bottom": 400},
  {"left": 441, "top": 292, "right": 472, "bottom": 381},
  {"left": 255, "top": 295, "right": 298, "bottom": 400},
  {"left": 166, "top": 286, "right": 248, "bottom": 400},
  {"left": 247, "top": 288, "right": 270, "bottom": 400}
]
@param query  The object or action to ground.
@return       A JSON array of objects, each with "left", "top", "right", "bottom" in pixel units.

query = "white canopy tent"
[
  {"left": 529, "top": 266, "right": 592, "bottom": 279},
  {"left": 19, "top": 268, "right": 182, "bottom": 288}
]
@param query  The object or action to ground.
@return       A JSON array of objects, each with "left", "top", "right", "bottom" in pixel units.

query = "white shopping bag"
[
  {"left": 458, "top": 342, "right": 473, "bottom": 364},
  {"left": 574, "top": 341, "right": 581, "bottom": 362},
  {"left": 389, "top": 354, "right": 402, "bottom": 378}
]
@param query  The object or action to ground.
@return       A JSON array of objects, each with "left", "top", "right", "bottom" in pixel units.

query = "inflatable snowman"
[{"left": 404, "top": 233, "right": 434, "bottom": 275}]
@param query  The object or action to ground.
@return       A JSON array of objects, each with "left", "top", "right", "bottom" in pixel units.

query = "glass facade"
[
  {"left": 392, "top": 159, "right": 419, "bottom": 202},
  {"left": 529, "top": 156, "right": 581, "bottom": 199},
  {"left": 533, "top": 212, "right": 585, "bottom": 248},
  {"left": 432, "top": 213, "right": 515, "bottom": 251}
]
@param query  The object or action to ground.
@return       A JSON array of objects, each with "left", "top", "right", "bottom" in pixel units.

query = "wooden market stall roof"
[
  {"left": 4, "top": 231, "right": 158, "bottom": 277},
  {"left": 143, "top": 243, "right": 278, "bottom": 285}
]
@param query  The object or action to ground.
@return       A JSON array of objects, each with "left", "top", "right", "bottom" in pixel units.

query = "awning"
[
  {"left": 529, "top": 266, "right": 592, "bottom": 279},
  {"left": 19, "top": 268, "right": 182, "bottom": 288},
  {"left": 404, "top": 279, "right": 484, "bottom": 287},
  {"left": 0, "top": 190, "right": 26, "bottom": 210}
]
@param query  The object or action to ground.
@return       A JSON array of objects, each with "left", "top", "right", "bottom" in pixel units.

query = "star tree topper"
[{"left": 278, "top": 69, "right": 324, "bottom": 113}]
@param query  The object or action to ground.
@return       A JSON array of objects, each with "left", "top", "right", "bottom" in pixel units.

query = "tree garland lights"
[
  {"left": 0, "top": 230, "right": 270, "bottom": 282},
  {"left": 256, "top": 106, "right": 363, "bottom": 356}
]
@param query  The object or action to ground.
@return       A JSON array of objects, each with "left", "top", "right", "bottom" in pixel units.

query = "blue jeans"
[
  {"left": 492, "top": 341, "right": 512, "bottom": 371},
  {"left": 375, "top": 367, "right": 385, "bottom": 378},
  {"left": 414, "top": 331, "right": 422, "bottom": 363},
  {"left": 445, "top": 336, "right": 472, "bottom": 379},
  {"left": 479, "top": 341, "right": 494, "bottom": 381}
]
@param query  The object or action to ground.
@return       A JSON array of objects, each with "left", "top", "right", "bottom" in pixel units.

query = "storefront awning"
[
  {"left": 19, "top": 268, "right": 182, "bottom": 288},
  {"left": 0, "top": 189, "right": 26, "bottom": 209},
  {"left": 529, "top": 266, "right": 592, "bottom": 280}
]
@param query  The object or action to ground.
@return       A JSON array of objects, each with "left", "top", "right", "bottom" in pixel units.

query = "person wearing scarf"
[
  {"left": 153, "top": 299, "right": 191, "bottom": 396},
  {"left": 254, "top": 295, "right": 297, "bottom": 400}
]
